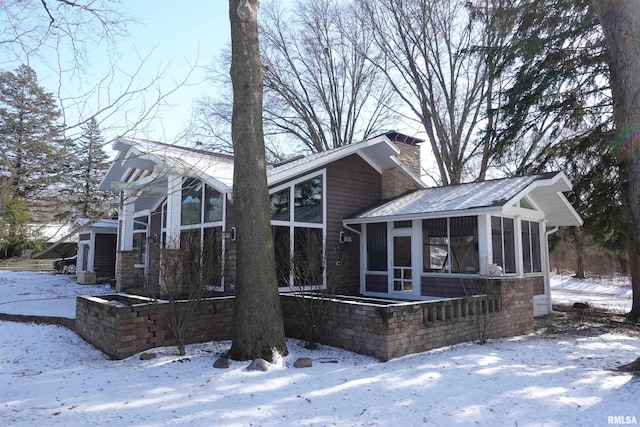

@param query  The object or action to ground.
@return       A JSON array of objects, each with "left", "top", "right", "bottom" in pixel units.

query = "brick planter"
[
  {"left": 75, "top": 278, "right": 533, "bottom": 361},
  {"left": 75, "top": 294, "right": 235, "bottom": 359},
  {"left": 281, "top": 278, "right": 534, "bottom": 361}
]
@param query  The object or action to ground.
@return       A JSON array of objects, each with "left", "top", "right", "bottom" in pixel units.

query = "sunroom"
[{"left": 343, "top": 171, "right": 583, "bottom": 316}]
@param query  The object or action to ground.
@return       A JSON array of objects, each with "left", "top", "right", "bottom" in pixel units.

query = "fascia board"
[
  {"left": 267, "top": 136, "right": 395, "bottom": 187},
  {"left": 343, "top": 206, "right": 500, "bottom": 225}
]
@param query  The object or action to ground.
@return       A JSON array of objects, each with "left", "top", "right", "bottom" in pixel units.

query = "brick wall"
[
  {"left": 281, "top": 277, "right": 534, "bottom": 361},
  {"left": 381, "top": 142, "right": 423, "bottom": 200},
  {"left": 115, "top": 251, "right": 141, "bottom": 291},
  {"left": 76, "top": 277, "right": 533, "bottom": 361},
  {"left": 75, "top": 294, "right": 235, "bottom": 359}
]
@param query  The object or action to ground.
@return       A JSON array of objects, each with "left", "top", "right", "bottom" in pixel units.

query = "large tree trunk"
[
  {"left": 593, "top": 0, "right": 640, "bottom": 322},
  {"left": 228, "top": 0, "right": 288, "bottom": 361}
]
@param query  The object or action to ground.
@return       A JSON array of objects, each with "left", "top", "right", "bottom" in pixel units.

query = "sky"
[
  {"left": 0, "top": 270, "right": 638, "bottom": 426},
  {"left": 8, "top": 1, "right": 232, "bottom": 145}
]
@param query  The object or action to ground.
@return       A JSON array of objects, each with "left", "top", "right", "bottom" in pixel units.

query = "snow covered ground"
[
  {"left": 551, "top": 273, "right": 633, "bottom": 312},
  {"left": 1, "top": 271, "right": 638, "bottom": 427}
]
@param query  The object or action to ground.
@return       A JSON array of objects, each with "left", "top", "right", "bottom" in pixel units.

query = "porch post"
[
  {"left": 514, "top": 216, "right": 524, "bottom": 277},
  {"left": 119, "top": 190, "right": 135, "bottom": 251},
  {"left": 477, "top": 214, "right": 492, "bottom": 274},
  {"left": 165, "top": 175, "right": 182, "bottom": 249}
]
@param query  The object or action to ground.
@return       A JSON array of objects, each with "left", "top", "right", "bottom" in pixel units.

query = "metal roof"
[{"left": 345, "top": 172, "right": 582, "bottom": 227}]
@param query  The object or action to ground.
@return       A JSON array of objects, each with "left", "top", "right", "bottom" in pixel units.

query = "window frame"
[
  {"left": 422, "top": 216, "right": 479, "bottom": 275},
  {"left": 491, "top": 216, "right": 517, "bottom": 275},
  {"left": 269, "top": 170, "right": 327, "bottom": 289}
]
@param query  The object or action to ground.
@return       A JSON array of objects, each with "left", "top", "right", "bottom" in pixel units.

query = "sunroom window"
[
  {"left": 423, "top": 217, "right": 478, "bottom": 274},
  {"left": 491, "top": 216, "right": 516, "bottom": 274},
  {"left": 270, "top": 188, "right": 290, "bottom": 221},
  {"left": 366, "top": 222, "right": 387, "bottom": 272},
  {"left": 522, "top": 220, "right": 542, "bottom": 273}
]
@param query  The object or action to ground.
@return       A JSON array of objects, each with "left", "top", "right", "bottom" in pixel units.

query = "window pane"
[
  {"left": 450, "top": 217, "right": 478, "bottom": 273},
  {"left": 180, "top": 229, "right": 201, "bottom": 287},
  {"left": 270, "top": 188, "right": 290, "bottom": 221},
  {"left": 205, "top": 185, "right": 224, "bottom": 223},
  {"left": 133, "top": 233, "right": 146, "bottom": 265},
  {"left": 181, "top": 178, "right": 202, "bottom": 225},
  {"left": 503, "top": 218, "right": 516, "bottom": 274},
  {"left": 522, "top": 221, "right": 532, "bottom": 273},
  {"left": 423, "top": 218, "right": 448, "bottom": 272},
  {"left": 393, "top": 236, "right": 411, "bottom": 267},
  {"left": 394, "top": 220, "right": 412, "bottom": 228},
  {"left": 294, "top": 176, "right": 322, "bottom": 223},
  {"left": 531, "top": 222, "right": 541, "bottom": 272},
  {"left": 491, "top": 216, "right": 504, "bottom": 268},
  {"left": 273, "top": 226, "right": 290, "bottom": 287},
  {"left": 134, "top": 216, "right": 148, "bottom": 230},
  {"left": 367, "top": 222, "right": 387, "bottom": 271},
  {"left": 293, "top": 228, "right": 323, "bottom": 287},
  {"left": 203, "top": 227, "right": 222, "bottom": 286}
]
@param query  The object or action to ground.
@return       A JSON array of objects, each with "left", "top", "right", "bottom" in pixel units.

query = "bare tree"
[
  {"left": 152, "top": 232, "right": 221, "bottom": 356},
  {"left": 259, "top": 0, "right": 398, "bottom": 152},
  {"left": 191, "top": 0, "right": 397, "bottom": 157},
  {"left": 357, "top": 0, "right": 500, "bottom": 184},
  {"left": 1, "top": 1, "right": 196, "bottom": 223},
  {"left": 592, "top": 0, "right": 640, "bottom": 322},
  {"left": 228, "top": 0, "right": 288, "bottom": 361},
  {"left": 284, "top": 229, "right": 349, "bottom": 349}
]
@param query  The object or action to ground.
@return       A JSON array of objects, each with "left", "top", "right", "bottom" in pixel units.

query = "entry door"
[{"left": 392, "top": 235, "right": 412, "bottom": 292}]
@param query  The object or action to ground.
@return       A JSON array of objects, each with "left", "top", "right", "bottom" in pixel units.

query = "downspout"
[{"left": 343, "top": 223, "right": 362, "bottom": 236}]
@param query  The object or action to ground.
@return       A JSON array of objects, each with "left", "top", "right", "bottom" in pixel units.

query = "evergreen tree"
[
  {"left": 0, "top": 194, "right": 31, "bottom": 258},
  {"left": 0, "top": 65, "right": 70, "bottom": 217},
  {"left": 492, "top": 0, "right": 609, "bottom": 175},
  {"left": 68, "top": 117, "right": 112, "bottom": 219}
]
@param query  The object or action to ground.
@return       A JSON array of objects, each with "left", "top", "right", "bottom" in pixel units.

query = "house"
[
  {"left": 99, "top": 131, "right": 581, "bottom": 317},
  {"left": 72, "top": 218, "right": 118, "bottom": 284}
]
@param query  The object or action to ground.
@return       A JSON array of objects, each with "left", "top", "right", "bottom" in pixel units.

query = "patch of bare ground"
[
  {"left": 534, "top": 304, "right": 640, "bottom": 338},
  {"left": 535, "top": 305, "right": 640, "bottom": 374}
]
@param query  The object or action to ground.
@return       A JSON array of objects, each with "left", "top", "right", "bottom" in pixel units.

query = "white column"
[
  {"left": 119, "top": 190, "right": 135, "bottom": 251},
  {"left": 88, "top": 232, "right": 96, "bottom": 271},
  {"left": 165, "top": 175, "right": 182, "bottom": 249},
  {"left": 411, "top": 219, "right": 422, "bottom": 296},
  {"left": 477, "top": 214, "right": 492, "bottom": 275},
  {"left": 514, "top": 216, "right": 523, "bottom": 277}
]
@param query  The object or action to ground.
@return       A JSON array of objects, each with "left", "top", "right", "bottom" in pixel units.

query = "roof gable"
[{"left": 101, "top": 133, "right": 427, "bottom": 194}]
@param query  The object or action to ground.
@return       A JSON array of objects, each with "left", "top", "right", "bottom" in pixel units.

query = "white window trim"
[{"left": 269, "top": 169, "right": 327, "bottom": 291}]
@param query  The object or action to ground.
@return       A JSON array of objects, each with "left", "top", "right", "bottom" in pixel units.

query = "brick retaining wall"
[
  {"left": 75, "top": 294, "right": 234, "bottom": 359},
  {"left": 75, "top": 277, "right": 533, "bottom": 361},
  {"left": 281, "top": 278, "right": 534, "bottom": 361}
]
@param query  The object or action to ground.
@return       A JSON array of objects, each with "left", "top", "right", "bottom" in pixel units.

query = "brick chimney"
[{"left": 381, "top": 131, "right": 423, "bottom": 199}]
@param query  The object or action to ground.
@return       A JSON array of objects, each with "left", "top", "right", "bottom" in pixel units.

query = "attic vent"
[{"left": 272, "top": 154, "right": 305, "bottom": 168}]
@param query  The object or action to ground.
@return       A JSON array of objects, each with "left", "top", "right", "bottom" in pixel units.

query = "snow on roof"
[
  {"left": 100, "top": 138, "right": 235, "bottom": 192},
  {"left": 104, "top": 133, "right": 425, "bottom": 193},
  {"left": 132, "top": 139, "right": 235, "bottom": 188},
  {"left": 73, "top": 218, "right": 118, "bottom": 230},
  {"left": 346, "top": 172, "right": 581, "bottom": 227},
  {"left": 27, "top": 223, "right": 76, "bottom": 243}
]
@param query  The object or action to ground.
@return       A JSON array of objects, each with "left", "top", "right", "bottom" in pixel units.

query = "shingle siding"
[{"left": 326, "top": 155, "right": 382, "bottom": 294}]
